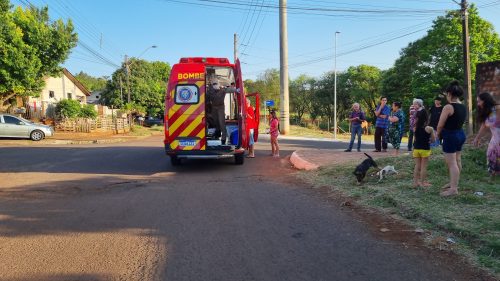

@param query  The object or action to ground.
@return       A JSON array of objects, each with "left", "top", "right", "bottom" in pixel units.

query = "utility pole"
[
  {"left": 279, "top": 0, "right": 290, "bottom": 135},
  {"left": 334, "top": 31, "right": 340, "bottom": 140},
  {"left": 460, "top": 0, "right": 473, "bottom": 135},
  {"left": 119, "top": 75, "right": 123, "bottom": 102},
  {"left": 125, "top": 55, "right": 131, "bottom": 104},
  {"left": 234, "top": 33, "right": 238, "bottom": 63}
]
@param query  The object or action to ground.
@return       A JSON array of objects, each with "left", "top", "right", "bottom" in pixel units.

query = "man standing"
[
  {"left": 207, "top": 80, "right": 236, "bottom": 145},
  {"left": 374, "top": 97, "right": 391, "bottom": 152}
]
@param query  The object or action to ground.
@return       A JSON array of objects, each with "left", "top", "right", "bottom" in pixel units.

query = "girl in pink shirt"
[{"left": 269, "top": 110, "right": 280, "bottom": 157}]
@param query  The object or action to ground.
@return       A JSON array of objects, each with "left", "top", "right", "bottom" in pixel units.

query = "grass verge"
[
  {"left": 128, "top": 125, "right": 164, "bottom": 137},
  {"left": 298, "top": 145, "right": 499, "bottom": 276}
]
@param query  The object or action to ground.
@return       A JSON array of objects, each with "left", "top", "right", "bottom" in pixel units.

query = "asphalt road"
[{"left": 0, "top": 136, "right": 489, "bottom": 281}]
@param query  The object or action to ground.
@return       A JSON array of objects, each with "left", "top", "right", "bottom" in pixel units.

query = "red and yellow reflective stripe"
[{"left": 167, "top": 81, "right": 205, "bottom": 151}]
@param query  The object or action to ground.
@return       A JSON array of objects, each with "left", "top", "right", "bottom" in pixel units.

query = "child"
[
  {"left": 412, "top": 110, "right": 436, "bottom": 187},
  {"left": 269, "top": 110, "right": 280, "bottom": 157}
]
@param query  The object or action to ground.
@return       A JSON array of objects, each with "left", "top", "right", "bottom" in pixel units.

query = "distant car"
[
  {"left": 144, "top": 116, "right": 163, "bottom": 127},
  {"left": 0, "top": 114, "right": 54, "bottom": 141}
]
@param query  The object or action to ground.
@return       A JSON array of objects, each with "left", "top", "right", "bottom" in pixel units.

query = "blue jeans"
[{"left": 348, "top": 124, "right": 362, "bottom": 150}]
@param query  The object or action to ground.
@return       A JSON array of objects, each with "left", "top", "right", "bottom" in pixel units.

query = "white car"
[{"left": 0, "top": 114, "right": 54, "bottom": 141}]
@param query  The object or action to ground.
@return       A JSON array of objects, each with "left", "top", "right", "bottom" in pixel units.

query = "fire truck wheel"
[
  {"left": 234, "top": 153, "right": 244, "bottom": 165},
  {"left": 170, "top": 156, "right": 181, "bottom": 166}
]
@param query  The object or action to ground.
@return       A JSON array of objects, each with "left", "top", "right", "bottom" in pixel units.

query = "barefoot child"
[
  {"left": 269, "top": 110, "right": 280, "bottom": 157},
  {"left": 413, "top": 110, "right": 436, "bottom": 187}
]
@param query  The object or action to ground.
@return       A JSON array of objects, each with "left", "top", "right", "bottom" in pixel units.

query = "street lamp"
[
  {"left": 125, "top": 45, "right": 157, "bottom": 103},
  {"left": 334, "top": 31, "right": 340, "bottom": 140}
]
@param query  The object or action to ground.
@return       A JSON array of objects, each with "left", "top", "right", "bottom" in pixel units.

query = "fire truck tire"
[
  {"left": 234, "top": 153, "right": 244, "bottom": 165},
  {"left": 170, "top": 156, "right": 181, "bottom": 166}
]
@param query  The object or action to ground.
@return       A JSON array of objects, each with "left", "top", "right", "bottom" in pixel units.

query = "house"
[
  {"left": 27, "top": 68, "right": 90, "bottom": 118},
  {"left": 87, "top": 90, "right": 103, "bottom": 105}
]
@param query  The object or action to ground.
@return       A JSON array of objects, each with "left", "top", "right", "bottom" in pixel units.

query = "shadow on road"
[{"left": 0, "top": 143, "right": 299, "bottom": 176}]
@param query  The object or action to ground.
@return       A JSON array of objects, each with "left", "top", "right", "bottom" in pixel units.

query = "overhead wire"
[
  {"left": 14, "top": 0, "right": 121, "bottom": 69},
  {"left": 240, "top": 0, "right": 267, "bottom": 56}
]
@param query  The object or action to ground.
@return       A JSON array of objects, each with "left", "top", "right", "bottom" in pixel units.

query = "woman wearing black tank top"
[{"left": 437, "top": 81, "right": 466, "bottom": 197}]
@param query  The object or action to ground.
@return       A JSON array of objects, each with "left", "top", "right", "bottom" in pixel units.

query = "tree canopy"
[
  {"left": 0, "top": 0, "right": 77, "bottom": 108},
  {"left": 74, "top": 71, "right": 108, "bottom": 92},
  {"left": 245, "top": 69, "right": 281, "bottom": 111},
  {"left": 101, "top": 58, "right": 171, "bottom": 117},
  {"left": 381, "top": 5, "right": 500, "bottom": 106}
]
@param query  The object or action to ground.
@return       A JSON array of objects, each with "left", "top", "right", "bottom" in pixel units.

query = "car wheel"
[
  {"left": 30, "top": 130, "right": 45, "bottom": 141},
  {"left": 234, "top": 153, "right": 244, "bottom": 165},
  {"left": 170, "top": 156, "right": 181, "bottom": 166}
]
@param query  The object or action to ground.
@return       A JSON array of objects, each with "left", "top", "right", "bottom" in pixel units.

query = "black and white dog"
[
  {"left": 376, "top": 165, "right": 398, "bottom": 182},
  {"left": 353, "top": 153, "right": 378, "bottom": 184}
]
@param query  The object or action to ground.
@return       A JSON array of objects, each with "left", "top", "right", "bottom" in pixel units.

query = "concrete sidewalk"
[
  {"left": 290, "top": 149, "right": 401, "bottom": 170},
  {"left": 283, "top": 134, "right": 408, "bottom": 170}
]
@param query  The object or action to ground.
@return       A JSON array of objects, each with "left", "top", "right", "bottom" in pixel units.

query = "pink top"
[{"left": 270, "top": 118, "right": 279, "bottom": 138}]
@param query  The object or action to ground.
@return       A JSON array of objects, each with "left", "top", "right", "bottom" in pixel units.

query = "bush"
[
  {"left": 79, "top": 104, "right": 97, "bottom": 119},
  {"left": 55, "top": 99, "right": 81, "bottom": 118}
]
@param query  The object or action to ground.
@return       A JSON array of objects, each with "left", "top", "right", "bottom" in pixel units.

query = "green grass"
[
  {"left": 299, "top": 145, "right": 500, "bottom": 276},
  {"left": 128, "top": 125, "right": 164, "bottom": 136}
]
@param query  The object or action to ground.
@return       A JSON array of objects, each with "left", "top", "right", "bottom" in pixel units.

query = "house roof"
[{"left": 62, "top": 68, "right": 91, "bottom": 96}]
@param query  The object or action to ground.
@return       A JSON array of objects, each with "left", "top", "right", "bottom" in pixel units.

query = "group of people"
[
  {"left": 344, "top": 80, "right": 499, "bottom": 196},
  {"left": 345, "top": 97, "right": 409, "bottom": 154}
]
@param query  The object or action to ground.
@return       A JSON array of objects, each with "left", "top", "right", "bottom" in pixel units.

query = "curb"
[
  {"left": 50, "top": 138, "right": 127, "bottom": 145},
  {"left": 290, "top": 151, "right": 319, "bottom": 171}
]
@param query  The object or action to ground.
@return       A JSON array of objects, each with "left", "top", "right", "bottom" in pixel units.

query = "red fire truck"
[{"left": 164, "top": 57, "right": 260, "bottom": 165}]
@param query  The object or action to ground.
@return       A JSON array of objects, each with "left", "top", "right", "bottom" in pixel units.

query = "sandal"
[{"left": 246, "top": 155, "right": 255, "bottom": 158}]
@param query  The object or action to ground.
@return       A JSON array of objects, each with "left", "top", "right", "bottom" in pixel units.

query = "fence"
[{"left": 55, "top": 117, "right": 130, "bottom": 133}]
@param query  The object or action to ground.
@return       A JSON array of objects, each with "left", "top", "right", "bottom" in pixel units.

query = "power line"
[
  {"left": 13, "top": 0, "right": 121, "bottom": 69},
  {"left": 162, "top": 0, "right": 447, "bottom": 19}
]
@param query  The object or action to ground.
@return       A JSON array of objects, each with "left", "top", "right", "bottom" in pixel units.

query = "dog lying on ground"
[
  {"left": 375, "top": 165, "right": 398, "bottom": 182},
  {"left": 353, "top": 153, "right": 378, "bottom": 184}
]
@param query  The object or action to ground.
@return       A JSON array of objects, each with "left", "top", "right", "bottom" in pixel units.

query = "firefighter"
[{"left": 207, "top": 80, "right": 236, "bottom": 144}]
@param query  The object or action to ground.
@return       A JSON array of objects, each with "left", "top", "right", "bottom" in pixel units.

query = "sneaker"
[
  {"left": 344, "top": 149, "right": 352, "bottom": 152},
  {"left": 372, "top": 150, "right": 381, "bottom": 152},
  {"left": 357, "top": 149, "right": 361, "bottom": 152}
]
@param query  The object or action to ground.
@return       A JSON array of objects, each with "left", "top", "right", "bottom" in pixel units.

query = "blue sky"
[{"left": 12, "top": 0, "right": 500, "bottom": 80}]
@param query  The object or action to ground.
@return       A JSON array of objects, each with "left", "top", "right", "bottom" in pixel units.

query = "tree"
[
  {"left": 246, "top": 69, "right": 281, "bottom": 111},
  {"left": 290, "top": 74, "right": 315, "bottom": 123},
  {"left": 381, "top": 5, "right": 500, "bottom": 106},
  {"left": 74, "top": 72, "right": 107, "bottom": 92},
  {"left": 0, "top": 0, "right": 77, "bottom": 108},
  {"left": 309, "top": 71, "right": 353, "bottom": 130},
  {"left": 101, "top": 59, "right": 171, "bottom": 116},
  {"left": 344, "top": 65, "right": 382, "bottom": 121}
]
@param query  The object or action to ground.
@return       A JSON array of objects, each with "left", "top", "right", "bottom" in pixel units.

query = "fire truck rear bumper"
[{"left": 165, "top": 145, "right": 245, "bottom": 159}]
